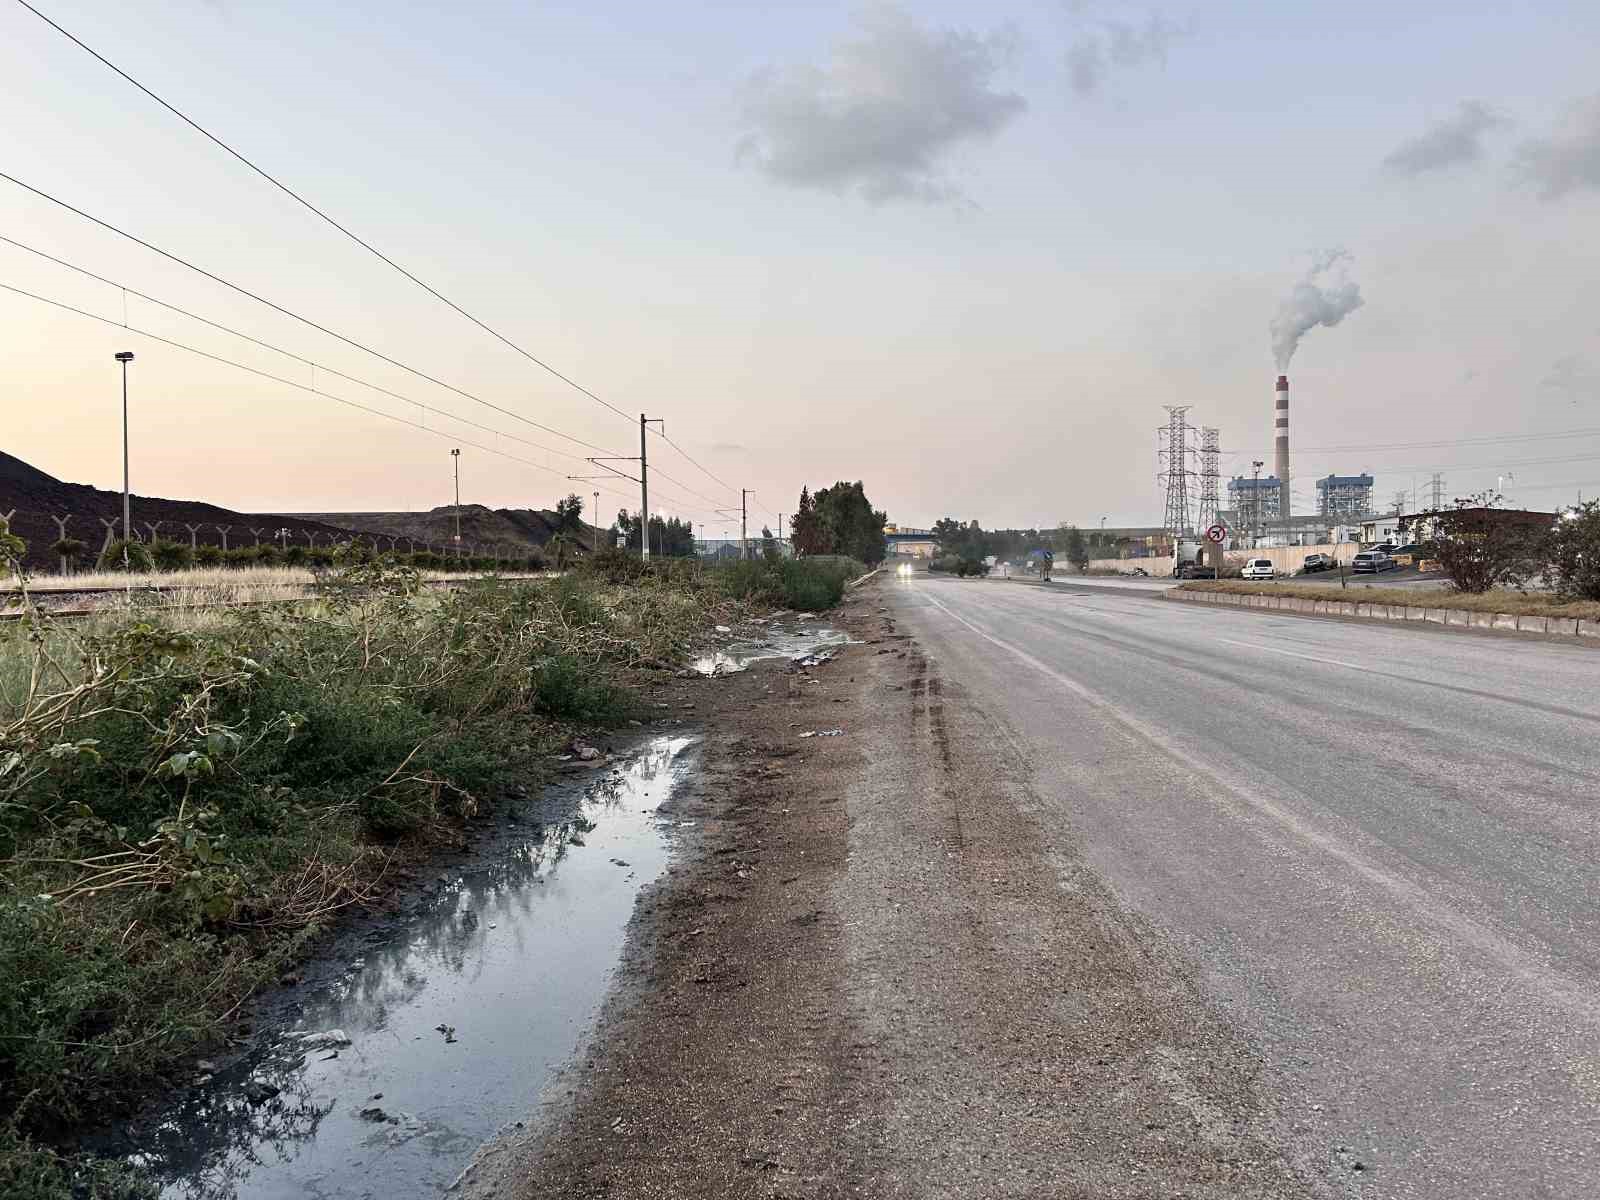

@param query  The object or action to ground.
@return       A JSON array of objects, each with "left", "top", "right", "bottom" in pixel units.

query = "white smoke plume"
[{"left": 1269, "top": 249, "right": 1364, "bottom": 371}]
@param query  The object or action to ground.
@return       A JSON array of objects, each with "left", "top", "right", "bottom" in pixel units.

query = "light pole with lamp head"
[
  {"left": 451, "top": 449, "right": 461, "bottom": 558},
  {"left": 114, "top": 351, "right": 135, "bottom": 580}
]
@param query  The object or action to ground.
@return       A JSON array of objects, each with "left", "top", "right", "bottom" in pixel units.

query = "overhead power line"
[
  {"left": 0, "top": 170, "right": 624, "bottom": 460},
  {"left": 0, "top": 233, "right": 587, "bottom": 467},
  {"left": 0, "top": 279, "right": 722, "bottom": 519},
  {"left": 14, "top": 0, "right": 634, "bottom": 424}
]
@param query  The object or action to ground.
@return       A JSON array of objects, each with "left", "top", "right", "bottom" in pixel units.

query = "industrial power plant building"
[
  {"left": 1316, "top": 473, "right": 1375, "bottom": 519},
  {"left": 1227, "top": 475, "right": 1282, "bottom": 522}
]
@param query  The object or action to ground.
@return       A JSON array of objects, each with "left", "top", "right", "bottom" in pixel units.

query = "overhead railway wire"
[
  {"left": 15, "top": 0, "right": 751, "bottom": 511},
  {"left": 0, "top": 278, "right": 725, "bottom": 520},
  {"left": 0, "top": 170, "right": 622, "bottom": 459},
  {"left": 0, "top": 185, "right": 715, "bottom": 517}
]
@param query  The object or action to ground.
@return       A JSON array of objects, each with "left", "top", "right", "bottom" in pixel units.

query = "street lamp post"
[
  {"left": 114, "top": 351, "right": 135, "bottom": 580},
  {"left": 451, "top": 449, "right": 461, "bottom": 558}
]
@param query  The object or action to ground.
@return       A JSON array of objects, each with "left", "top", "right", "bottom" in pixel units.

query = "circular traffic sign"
[{"left": 1205, "top": 523, "right": 1227, "bottom": 544}]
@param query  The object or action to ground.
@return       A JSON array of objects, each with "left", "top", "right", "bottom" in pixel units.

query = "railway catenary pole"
[{"left": 114, "top": 350, "right": 134, "bottom": 588}]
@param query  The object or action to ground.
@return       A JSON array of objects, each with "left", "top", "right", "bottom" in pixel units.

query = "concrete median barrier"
[{"left": 1164, "top": 587, "right": 1597, "bottom": 645}]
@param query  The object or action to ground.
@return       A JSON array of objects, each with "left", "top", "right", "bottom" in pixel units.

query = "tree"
[
  {"left": 50, "top": 537, "right": 86, "bottom": 576},
  {"left": 760, "top": 525, "right": 780, "bottom": 564},
  {"left": 791, "top": 486, "right": 831, "bottom": 556},
  {"left": 555, "top": 493, "right": 585, "bottom": 534},
  {"left": 1545, "top": 500, "right": 1600, "bottom": 600},
  {"left": 1424, "top": 492, "right": 1544, "bottom": 594},
  {"left": 1064, "top": 526, "right": 1089, "bottom": 573},
  {"left": 812, "top": 481, "right": 887, "bottom": 565}
]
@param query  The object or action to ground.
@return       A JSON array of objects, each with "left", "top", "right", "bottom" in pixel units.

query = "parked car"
[
  {"left": 1301, "top": 553, "right": 1332, "bottom": 573},
  {"left": 1351, "top": 550, "right": 1396, "bottom": 573},
  {"left": 1241, "top": 558, "right": 1276, "bottom": 580},
  {"left": 1387, "top": 542, "right": 1425, "bottom": 564}
]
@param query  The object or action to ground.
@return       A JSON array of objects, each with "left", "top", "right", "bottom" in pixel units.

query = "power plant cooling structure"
[{"left": 1274, "top": 375, "right": 1290, "bottom": 524}]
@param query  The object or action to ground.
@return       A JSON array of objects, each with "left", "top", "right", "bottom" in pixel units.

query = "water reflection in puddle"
[
  {"left": 694, "top": 621, "right": 851, "bottom": 676},
  {"left": 121, "top": 736, "right": 695, "bottom": 1200}
]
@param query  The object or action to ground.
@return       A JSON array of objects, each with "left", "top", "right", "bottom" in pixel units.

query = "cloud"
[
  {"left": 736, "top": 6, "right": 1026, "bottom": 204},
  {"left": 1381, "top": 101, "right": 1506, "bottom": 176},
  {"left": 1515, "top": 93, "right": 1600, "bottom": 199},
  {"left": 1065, "top": 13, "right": 1186, "bottom": 97}
]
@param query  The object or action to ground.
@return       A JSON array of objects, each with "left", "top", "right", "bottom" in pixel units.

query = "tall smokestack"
[{"left": 1275, "top": 375, "right": 1290, "bottom": 525}]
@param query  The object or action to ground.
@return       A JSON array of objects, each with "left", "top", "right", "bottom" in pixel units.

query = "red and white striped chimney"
[{"left": 1274, "top": 375, "right": 1290, "bottom": 523}]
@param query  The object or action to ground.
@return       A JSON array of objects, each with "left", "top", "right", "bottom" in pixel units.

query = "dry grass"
[{"left": 1178, "top": 579, "right": 1600, "bottom": 620}]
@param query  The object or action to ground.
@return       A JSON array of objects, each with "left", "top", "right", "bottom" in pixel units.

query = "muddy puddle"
[
  {"left": 694, "top": 615, "right": 852, "bottom": 676},
  {"left": 105, "top": 735, "right": 697, "bottom": 1200}
]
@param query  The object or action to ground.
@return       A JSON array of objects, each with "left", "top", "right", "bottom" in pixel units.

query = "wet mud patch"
[
  {"left": 693, "top": 615, "right": 853, "bottom": 676},
  {"left": 94, "top": 735, "right": 698, "bottom": 1200}
]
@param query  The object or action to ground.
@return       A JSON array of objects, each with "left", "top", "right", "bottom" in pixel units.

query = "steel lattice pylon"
[
  {"left": 1157, "top": 406, "right": 1196, "bottom": 537},
  {"left": 1197, "top": 426, "right": 1221, "bottom": 531}
]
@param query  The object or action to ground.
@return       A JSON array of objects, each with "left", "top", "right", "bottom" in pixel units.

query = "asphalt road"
[{"left": 889, "top": 573, "right": 1600, "bottom": 1199}]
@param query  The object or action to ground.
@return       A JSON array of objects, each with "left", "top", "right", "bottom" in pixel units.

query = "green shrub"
[
  {"left": 532, "top": 654, "right": 630, "bottom": 722},
  {"left": 97, "top": 539, "right": 153, "bottom": 572},
  {"left": 193, "top": 544, "right": 224, "bottom": 567}
]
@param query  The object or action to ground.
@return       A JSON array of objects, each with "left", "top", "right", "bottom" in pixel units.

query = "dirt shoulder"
[{"left": 462, "top": 580, "right": 1326, "bottom": 1198}]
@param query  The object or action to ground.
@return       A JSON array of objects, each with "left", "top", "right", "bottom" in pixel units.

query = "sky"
[{"left": 3, "top": 0, "right": 1599, "bottom": 536}]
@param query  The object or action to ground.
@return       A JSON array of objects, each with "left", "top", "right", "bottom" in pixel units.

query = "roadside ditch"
[{"left": 80, "top": 618, "right": 854, "bottom": 1199}]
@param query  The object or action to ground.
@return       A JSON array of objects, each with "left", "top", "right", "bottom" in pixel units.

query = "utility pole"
[
  {"left": 114, "top": 351, "right": 135, "bottom": 582},
  {"left": 451, "top": 448, "right": 462, "bottom": 554},
  {"left": 741, "top": 489, "right": 752, "bottom": 560},
  {"left": 1250, "top": 461, "right": 1264, "bottom": 547},
  {"left": 639, "top": 414, "right": 663, "bottom": 559},
  {"left": 592, "top": 491, "right": 600, "bottom": 554}
]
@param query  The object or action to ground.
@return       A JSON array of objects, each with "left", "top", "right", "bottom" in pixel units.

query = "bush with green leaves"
[
  {"left": 1544, "top": 500, "right": 1600, "bottom": 601},
  {"left": 97, "top": 538, "right": 153, "bottom": 573},
  {"left": 149, "top": 539, "right": 193, "bottom": 572}
]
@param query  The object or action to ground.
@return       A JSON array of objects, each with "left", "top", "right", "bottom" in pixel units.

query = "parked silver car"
[{"left": 1351, "top": 550, "right": 1396, "bottom": 573}]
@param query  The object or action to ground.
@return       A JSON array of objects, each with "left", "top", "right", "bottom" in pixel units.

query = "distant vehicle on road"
[
  {"left": 1241, "top": 558, "right": 1276, "bottom": 580},
  {"left": 1301, "top": 553, "right": 1332, "bottom": 574},
  {"left": 1173, "top": 539, "right": 1217, "bottom": 580},
  {"left": 1351, "top": 550, "right": 1397, "bottom": 573}
]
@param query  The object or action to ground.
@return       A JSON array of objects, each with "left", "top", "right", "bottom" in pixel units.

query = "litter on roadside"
[{"left": 798, "top": 729, "right": 844, "bottom": 738}]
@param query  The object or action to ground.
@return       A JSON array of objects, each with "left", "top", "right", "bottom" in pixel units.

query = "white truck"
[{"left": 1173, "top": 538, "right": 1218, "bottom": 580}]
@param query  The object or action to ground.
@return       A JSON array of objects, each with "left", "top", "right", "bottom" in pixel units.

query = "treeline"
[
  {"left": 609, "top": 511, "right": 697, "bottom": 557},
  {"left": 930, "top": 519, "right": 1095, "bottom": 570}
]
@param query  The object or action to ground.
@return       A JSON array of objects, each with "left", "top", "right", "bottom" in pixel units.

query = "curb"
[
  {"left": 848, "top": 568, "right": 882, "bottom": 590},
  {"left": 1165, "top": 587, "right": 1600, "bottom": 644}
]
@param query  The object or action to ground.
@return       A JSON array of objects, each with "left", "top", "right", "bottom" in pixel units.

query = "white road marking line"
[{"left": 1214, "top": 637, "right": 1366, "bottom": 671}]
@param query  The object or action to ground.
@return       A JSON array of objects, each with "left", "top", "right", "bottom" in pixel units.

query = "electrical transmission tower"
[
  {"left": 1158, "top": 406, "right": 1197, "bottom": 537},
  {"left": 1429, "top": 473, "right": 1446, "bottom": 512},
  {"left": 1197, "top": 427, "right": 1221, "bottom": 531},
  {"left": 1391, "top": 489, "right": 1409, "bottom": 516}
]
